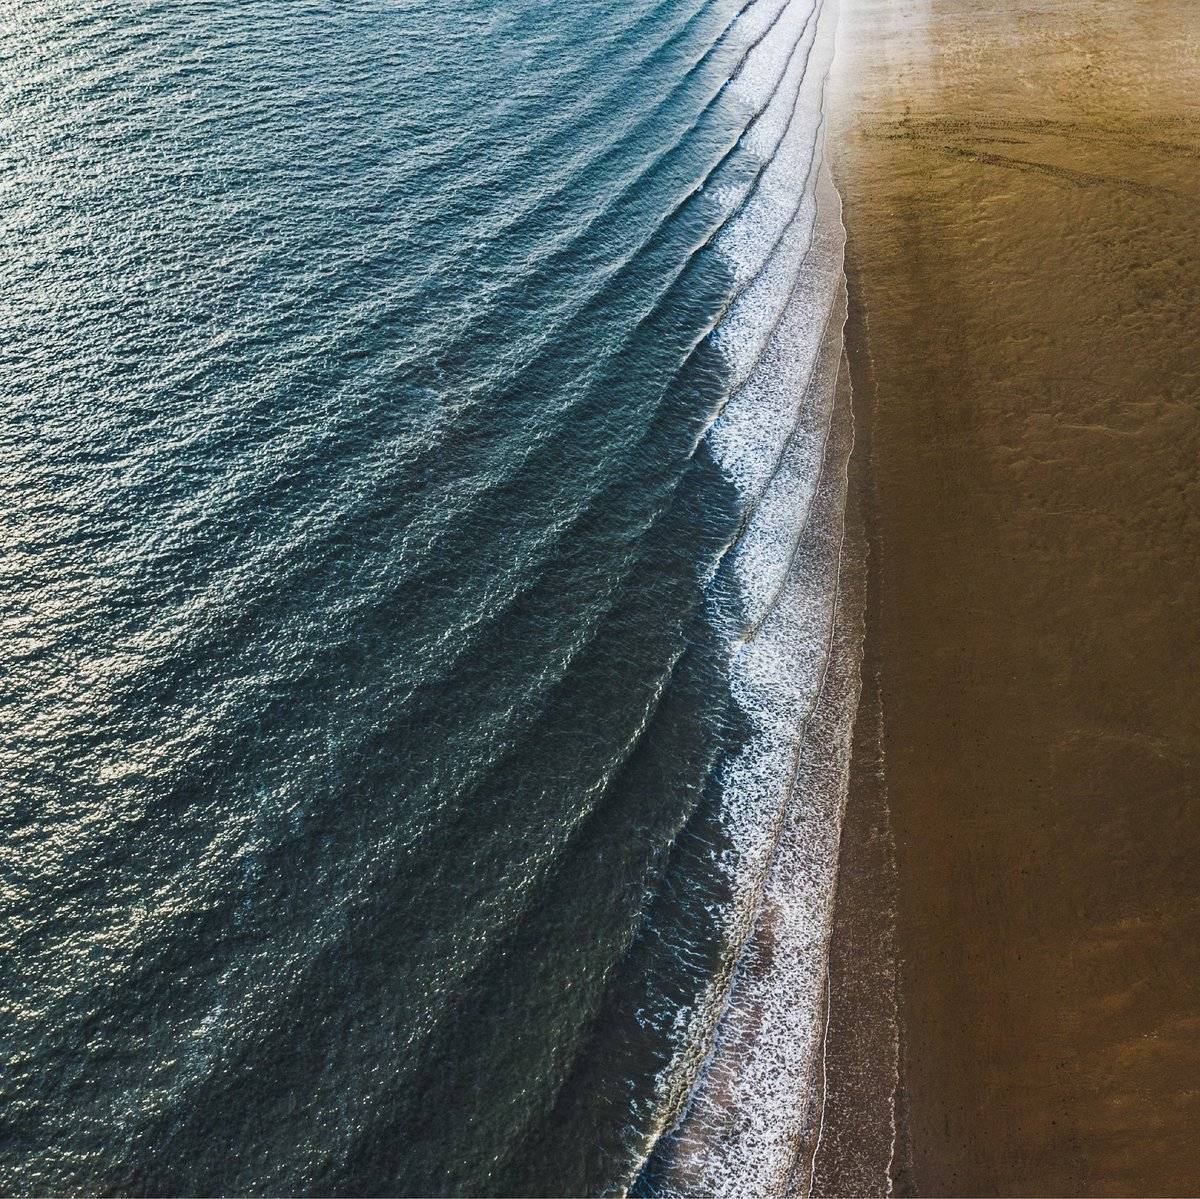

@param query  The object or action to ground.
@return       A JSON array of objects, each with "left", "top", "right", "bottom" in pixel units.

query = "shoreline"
[
  {"left": 636, "top": 0, "right": 867, "bottom": 1189},
  {"left": 820, "top": 0, "right": 1200, "bottom": 1192},
  {"left": 811, "top": 241, "right": 904, "bottom": 1198}
]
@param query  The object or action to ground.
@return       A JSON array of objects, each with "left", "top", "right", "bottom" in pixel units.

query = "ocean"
[{"left": 0, "top": 0, "right": 852, "bottom": 1194}]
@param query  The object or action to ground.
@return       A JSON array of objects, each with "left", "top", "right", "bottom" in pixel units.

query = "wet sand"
[{"left": 818, "top": 1, "right": 1200, "bottom": 1194}]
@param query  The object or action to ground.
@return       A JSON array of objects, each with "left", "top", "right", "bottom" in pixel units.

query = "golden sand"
[{"left": 820, "top": 1, "right": 1200, "bottom": 1192}]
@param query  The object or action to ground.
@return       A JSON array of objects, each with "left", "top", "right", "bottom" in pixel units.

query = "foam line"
[{"left": 633, "top": 0, "right": 863, "bottom": 1191}]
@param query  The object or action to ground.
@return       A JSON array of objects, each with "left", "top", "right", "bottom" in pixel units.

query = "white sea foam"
[
  {"left": 637, "top": 0, "right": 862, "bottom": 1193},
  {"left": 718, "top": 9, "right": 823, "bottom": 295}
]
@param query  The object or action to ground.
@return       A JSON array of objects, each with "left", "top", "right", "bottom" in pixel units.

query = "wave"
[
  {"left": 106, "top": 0, "right": 834, "bottom": 750},
  {"left": 5, "top": 0, "right": 860, "bottom": 1190},
  {"left": 633, "top": 0, "right": 864, "bottom": 1193}
]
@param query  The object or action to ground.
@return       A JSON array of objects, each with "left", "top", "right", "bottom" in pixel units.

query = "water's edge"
[{"left": 631, "top": 0, "right": 867, "bottom": 1190}]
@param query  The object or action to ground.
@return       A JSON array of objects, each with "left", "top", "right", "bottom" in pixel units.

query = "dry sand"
[{"left": 816, "top": 1, "right": 1200, "bottom": 1193}]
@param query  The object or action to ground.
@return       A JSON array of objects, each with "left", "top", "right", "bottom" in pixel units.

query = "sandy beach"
[{"left": 818, "top": 1, "right": 1200, "bottom": 1193}]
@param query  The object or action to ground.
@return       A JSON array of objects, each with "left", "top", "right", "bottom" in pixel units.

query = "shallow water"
[{"left": 1, "top": 2, "right": 848, "bottom": 1193}]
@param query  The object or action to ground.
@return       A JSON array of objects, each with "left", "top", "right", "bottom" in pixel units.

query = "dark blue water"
[{"left": 1, "top": 0, "right": 846, "bottom": 1194}]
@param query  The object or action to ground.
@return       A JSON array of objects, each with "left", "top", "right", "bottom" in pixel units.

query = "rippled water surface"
[{"left": 1, "top": 1, "right": 845, "bottom": 1194}]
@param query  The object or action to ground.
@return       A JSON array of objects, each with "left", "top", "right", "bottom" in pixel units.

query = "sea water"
[{"left": 0, "top": 0, "right": 851, "bottom": 1193}]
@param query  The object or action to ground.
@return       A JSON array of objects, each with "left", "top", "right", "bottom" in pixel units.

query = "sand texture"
[{"left": 822, "top": 1, "right": 1200, "bottom": 1193}]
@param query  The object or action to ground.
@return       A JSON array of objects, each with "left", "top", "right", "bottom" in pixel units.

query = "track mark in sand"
[
  {"left": 934, "top": 143, "right": 1185, "bottom": 199},
  {"left": 872, "top": 113, "right": 1200, "bottom": 160},
  {"left": 863, "top": 115, "right": 1199, "bottom": 201}
]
